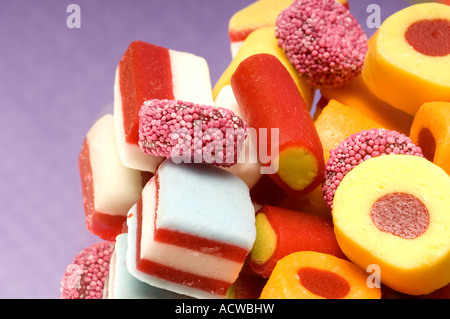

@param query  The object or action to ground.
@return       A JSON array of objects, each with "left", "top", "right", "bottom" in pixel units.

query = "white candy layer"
[{"left": 86, "top": 114, "right": 143, "bottom": 215}]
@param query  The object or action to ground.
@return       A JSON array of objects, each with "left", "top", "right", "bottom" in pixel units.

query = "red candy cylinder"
[
  {"left": 231, "top": 53, "right": 325, "bottom": 195},
  {"left": 250, "top": 205, "right": 346, "bottom": 278}
]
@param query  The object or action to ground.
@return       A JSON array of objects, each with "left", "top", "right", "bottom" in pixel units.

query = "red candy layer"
[{"left": 119, "top": 41, "right": 174, "bottom": 145}]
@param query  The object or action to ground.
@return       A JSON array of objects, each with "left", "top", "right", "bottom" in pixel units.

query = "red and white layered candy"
[
  {"left": 114, "top": 40, "right": 214, "bottom": 172},
  {"left": 126, "top": 160, "right": 256, "bottom": 299},
  {"left": 79, "top": 114, "right": 151, "bottom": 241}
]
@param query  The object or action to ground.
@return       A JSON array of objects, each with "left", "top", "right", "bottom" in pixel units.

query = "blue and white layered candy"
[
  {"left": 126, "top": 159, "right": 256, "bottom": 299},
  {"left": 105, "top": 234, "right": 191, "bottom": 299}
]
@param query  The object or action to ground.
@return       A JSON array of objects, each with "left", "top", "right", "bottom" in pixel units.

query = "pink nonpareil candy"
[
  {"left": 60, "top": 241, "right": 114, "bottom": 299},
  {"left": 138, "top": 99, "right": 248, "bottom": 167},
  {"left": 275, "top": 0, "right": 367, "bottom": 88}
]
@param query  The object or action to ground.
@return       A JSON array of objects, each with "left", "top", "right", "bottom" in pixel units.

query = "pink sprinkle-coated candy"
[
  {"left": 139, "top": 99, "right": 247, "bottom": 167},
  {"left": 275, "top": 0, "right": 367, "bottom": 88},
  {"left": 60, "top": 241, "right": 114, "bottom": 299},
  {"left": 323, "top": 129, "right": 423, "bottom": 210}
]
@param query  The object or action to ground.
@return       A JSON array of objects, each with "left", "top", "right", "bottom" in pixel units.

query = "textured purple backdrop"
[{"left": 0, "top": 0, "right": 410, "bottom": 298}]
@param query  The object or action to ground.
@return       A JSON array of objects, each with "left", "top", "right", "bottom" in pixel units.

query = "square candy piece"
[
  {"left": 126, "top": 160, "right": 256, "bottom": 298},
  {"left": 114, "top": 41, "right": 214, "bottom": 173},
  {"left": 79, "top": 114, "right": 150, "bottom": 241}
]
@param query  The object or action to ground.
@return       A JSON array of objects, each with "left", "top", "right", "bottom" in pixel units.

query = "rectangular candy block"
[
  {"left": 126, "top": 160, "right": 256, "bottom": 299},
  {"left": 105, "top": 234, "right": 191, "bottom": 299},
  {"left": 79, "top": 114, "right": 150, "bottom": 241},
  {"left": 114, "top": 40, "right": 214, "bottom": 172}
]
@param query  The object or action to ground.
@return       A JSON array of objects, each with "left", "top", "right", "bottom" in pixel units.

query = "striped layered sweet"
[
  {"left": 79, "top": 114, "right": 150, "bottom": 241},
  {"left": 114, "top": 40, "right": 214, "bottom": 172},
  {"left": 126, "top": 160, "right": 256, "bottom": 298}
]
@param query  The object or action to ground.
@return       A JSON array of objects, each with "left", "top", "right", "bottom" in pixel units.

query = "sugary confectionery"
[{"left": 63, "top": 0, "right": 450, "bottom": 300}]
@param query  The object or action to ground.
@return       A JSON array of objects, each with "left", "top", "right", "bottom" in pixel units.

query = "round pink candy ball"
[
  {"left": 60, "top": 241, "right": 114, "bottom": 299},
  {"left": 275, "top": 0, "right": 367, "bottom": 88}
]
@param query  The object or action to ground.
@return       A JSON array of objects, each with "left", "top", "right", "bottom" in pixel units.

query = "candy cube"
[
  {"left": 114, "top": 40, "right": 214, "bottom": 172},
  {"left": 126, "top": 160, "right": 256, "bottom": 299},
  {"left": 79, "top": 114, "right": 150, "bottom": 241}
]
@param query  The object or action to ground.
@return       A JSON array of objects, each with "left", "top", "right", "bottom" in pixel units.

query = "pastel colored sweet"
[
  {"left": 323, "top": 128, "right": 423, "bottom": 210},
  {"left": 228, "top": 0, "right": 294, "bottom": 58},
  {"left": 276, "top": 0, "right": 367, "bottom": 88},
  {"left": 231, "top": 53, "right": 325, "bottom": 195},
  {"left": 79, "top": 114, "right": 151, "bottom": 241},
  {"left": 320, "top": 75, "right": 414, "bottom": 135},
  {"left": 260, "top": 251, "right": 381, "bottom": 299},
  {"left": 409, "top": 101, "right": 450, "bottom": 175},
  {"left": 105, "top": 234, "right": 191, "bottom": 299},
  {"left": 114, "top": 40, "right": 214, "bottom": 172},
  {"left": 126, "top": 160, "right": 256, "bottom": 299},
  {"left": 314, "top": 99, "right": 383, "bottom": 163},
  {"left": 213, "top": 26, "right": 314, "bottom": 110},
  {"left": 362, "top": 3, "right": 450, "bottom": 116},
  {"left": 333, "top": 155, "right": 450, "bottom": 295},
  {"left": 250, "top": 205, "right": 346, "bottom": 278},
  {"left": 138, "top": 99, "right": 247, "bottom": 167},
  {"left": 61, "top": 241, "right": 114, "bottom": 299}
]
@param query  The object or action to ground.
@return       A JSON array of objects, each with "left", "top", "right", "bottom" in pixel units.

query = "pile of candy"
[{"left": 61, "top": 0, "right": 450, "bottom": 299}]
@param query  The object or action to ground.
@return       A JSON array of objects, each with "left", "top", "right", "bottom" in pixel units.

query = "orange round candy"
[
  {"left": 409, "top": 101, "right": 450, "bottom": 175},
  {"left": 260, "top": 251, "right": 381, "bottom": 299}
]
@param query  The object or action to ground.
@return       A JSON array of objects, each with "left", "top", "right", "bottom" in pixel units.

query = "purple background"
[{"left": 0, "top": 0, "right": 410, "bottom": 298}]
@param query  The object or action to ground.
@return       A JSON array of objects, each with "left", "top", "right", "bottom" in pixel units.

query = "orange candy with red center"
[{"left": 260, "top": 251, "right": 381, "bottom": 299}]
